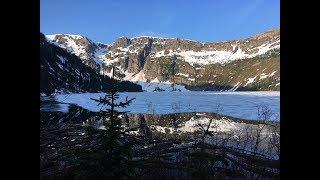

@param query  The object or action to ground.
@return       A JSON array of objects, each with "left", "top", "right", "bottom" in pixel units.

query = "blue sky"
[{"left": 40, "top": 0, "right": 279, "bottom": 44}]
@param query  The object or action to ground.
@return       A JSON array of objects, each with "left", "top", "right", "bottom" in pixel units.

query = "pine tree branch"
[{"left": 114, "top": 98, "right": 136, "bottom": 107}]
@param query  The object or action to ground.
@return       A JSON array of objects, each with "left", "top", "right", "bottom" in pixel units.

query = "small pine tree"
[{"left": 73, "top": 67, "right": 139, "bottom": 179}]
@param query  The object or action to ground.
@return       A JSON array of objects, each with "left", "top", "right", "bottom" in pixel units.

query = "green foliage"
[{"left": 72, "top": 84, "right": 139, "bottom": 179}]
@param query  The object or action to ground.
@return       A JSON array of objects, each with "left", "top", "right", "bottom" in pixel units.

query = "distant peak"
[
  {"left": 45, "top": 34, "right": 88, "bottom": 41},
  {"left": 46, "top": 33, "right": 83, "bottom": 37},
  {"left": 252, "top": 28, "right": 280, "bottom": 38},
  {"left": 131, "top": 36, "right": 174, "bottom": 40}
]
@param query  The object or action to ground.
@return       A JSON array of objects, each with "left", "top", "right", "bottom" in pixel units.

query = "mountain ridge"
[
  {"left": 40, "top": 33, "right": 142, "bottom": 95},
  {"left": 45, "top": 28, "right": 280, "bottom": 91}
]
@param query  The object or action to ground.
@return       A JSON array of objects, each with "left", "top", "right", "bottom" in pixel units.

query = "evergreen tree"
[{"left": 73, "top": 70, "right": 139, "bottom": 179}]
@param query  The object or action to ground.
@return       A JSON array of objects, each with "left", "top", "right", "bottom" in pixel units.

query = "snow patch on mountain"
[
  {"left": 150, "top": 40, "right": 279, "bottom": 65},
  {"left": 259, "top": 71, "right": 277, "bottom": 80},
  {"left": 46, "top": 34, "right": 88, "bottom": 58},
  {"left": 176, "top": 73, "right": 190, "bottom": 78},
  {"left": 229, "top": 82, "right": 241, "bottom": 91},
  {"left": 57, "top": 55, "right": 66, "bottom": 64},
  {"left": 150, "top": 77, "right": 160, "bottom": 83},
  {"left": 93, "top": 47, "right": 107, "bottom": 66},
  {"left": 46, "top": 34, "right": 108, "bottom": 69},
  {"left": 244, "top": 76, "right": 258, "bottom": 87}
]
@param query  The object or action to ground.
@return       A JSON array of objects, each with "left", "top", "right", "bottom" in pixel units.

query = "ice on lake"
[{"left": 41, "top": 91, "right": 280, "bottom": 121}]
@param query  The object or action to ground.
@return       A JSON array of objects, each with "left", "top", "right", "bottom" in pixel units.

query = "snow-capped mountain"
[
  {"left": 45, "top": 29, "right": 280, "bottom": 91},
  {"left": 40, "top": 33, "right": 142, "bottom": 95},
  {"left": 46, "top": 34, "right": 108, "bottom": 72}
]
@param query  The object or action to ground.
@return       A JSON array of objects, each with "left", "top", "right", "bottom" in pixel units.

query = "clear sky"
[{"left": 40, "top": 0, "right": 279, "bottom": 44}]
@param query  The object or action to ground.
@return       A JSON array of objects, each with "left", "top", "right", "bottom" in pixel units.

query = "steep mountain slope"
[
  {"left": 46, "top": 34, "right": 108, "bottom": 72},
  {"left": 46, "top": 29, "right": 280, "bottom": 91},
  {"left": 40, "top": 33, "right": 142, "bottom": 95}
]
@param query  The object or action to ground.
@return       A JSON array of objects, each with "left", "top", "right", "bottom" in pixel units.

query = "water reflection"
[{"left": 40, "top": 104, "right": 280, "bottom": 159}]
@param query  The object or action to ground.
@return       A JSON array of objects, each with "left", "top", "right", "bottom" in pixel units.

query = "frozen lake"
[{"left": 41, "top": 91, "right": 280, "bottom": 121}]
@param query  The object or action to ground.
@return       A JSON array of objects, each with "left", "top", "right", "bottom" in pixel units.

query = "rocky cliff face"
[
  {"left": 46, "top": 34, "right": 109, "bottom": 71},
  {"left": 40, "top": 33, "right": 142, "bottom": 95},
  {"left": 46, "top": 29, "right": 280, "bottom": 91}
]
